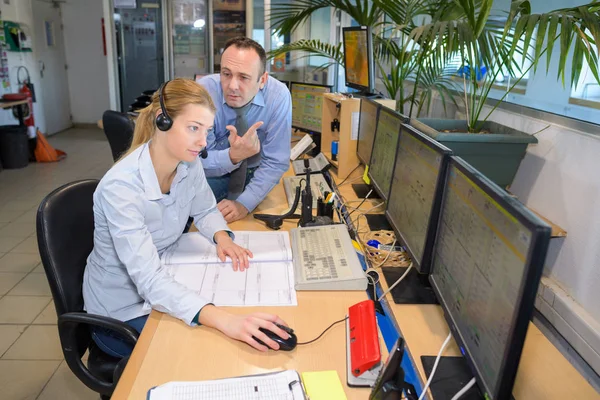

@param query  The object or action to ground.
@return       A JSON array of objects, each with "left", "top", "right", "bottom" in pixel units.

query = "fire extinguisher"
[{"left": 17, "top": 66, "right": 36, "bottom": 140}]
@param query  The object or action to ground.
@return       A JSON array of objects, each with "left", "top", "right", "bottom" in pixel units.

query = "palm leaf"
[
  {"left": 270, "top": 0, "right": 383, "bottom": 36},
  {"left": 505, "top": 1, "right": 600, "bottom": 88},
  {"left": 266, "top": 40, "right": 344, "bottom": 67}
]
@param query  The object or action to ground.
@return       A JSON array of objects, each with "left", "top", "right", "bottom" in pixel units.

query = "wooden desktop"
[
  {"left": 112, "top": 169, "right": 373, "bottom": 399},
  {"left": 112, "top": 166, "right": 599, "bottom": 399}
]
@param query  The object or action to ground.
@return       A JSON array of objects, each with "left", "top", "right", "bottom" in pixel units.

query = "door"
[
  {"left": 114, "top": 2, "right": 165, "bottom": 111},
  {"left": 171, "top": 0, "right": 210, "bottom": 78},
  {"left": 32, "top": 0, "right": 72, "bottom": 135}
]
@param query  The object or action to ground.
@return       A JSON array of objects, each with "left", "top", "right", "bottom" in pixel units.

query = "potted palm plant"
[
  {"left": 268, "top": 0, "right": 459, "bottom": 115},
  {"left": 397, "top": 0, "right": 600, "bottom": 187},
  {"left": 269, "top": 0, "right": 600, "bottom": 188}
]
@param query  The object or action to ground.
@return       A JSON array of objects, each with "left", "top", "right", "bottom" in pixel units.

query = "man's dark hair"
[{"left": 222, "top": 37, "right": 267, "bottom": 78}]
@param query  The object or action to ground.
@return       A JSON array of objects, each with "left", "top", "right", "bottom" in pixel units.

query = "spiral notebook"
[{"left": 146, "top": 370, "right": 307, "bottom": 400}]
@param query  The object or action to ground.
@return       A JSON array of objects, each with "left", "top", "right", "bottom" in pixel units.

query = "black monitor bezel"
[
  {"left": 357, "top": 98, "right": 381, "bottom": 165},
  {"left": 290, "top": 81, "right": 333, "bottom": 134},
  {"left": 385, "top": 123, "right": 452, "bottom": 274},
  {"left": 428, "top": 156, "right": 551, "bottom": 399},
  {"left": 342, "top": 26, "right": 376, "bottom": 94},
  {"left": 367, "top": 106, "right": 403, "bottom": 201},
  {"left": 276, "top": 78, "right": 291, "bottom": 89}
]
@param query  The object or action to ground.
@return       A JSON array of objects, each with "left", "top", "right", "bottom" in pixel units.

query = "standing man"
[{"left": 198, "top": 37, "right": 292, "bottom": 223}]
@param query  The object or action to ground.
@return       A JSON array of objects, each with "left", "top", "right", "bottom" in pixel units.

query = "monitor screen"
[
  {"left": 343, "top": 26, "right": 375, "bottom": 93},
  {"left": 368, "top": 107, "right": 402, "bottom": 200},
  {"left": 357, "top": 99, "right": 380, "bottom": 165},
  {"left": 290, "top": 82, "right": 332, "bottom": 134},
  {"left": 429, "top": 157, "right": 551, "bottom": 399},
  {"left": 385, "top": 124, "right": 451, "bottom": 273}
]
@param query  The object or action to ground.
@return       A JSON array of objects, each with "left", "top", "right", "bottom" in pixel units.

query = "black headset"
[
  {"left": 155, "top": 80, "right": 208, "bottom": 158},
  {"left": 156, "top": 81, "right": 173, "bottom": 131}
]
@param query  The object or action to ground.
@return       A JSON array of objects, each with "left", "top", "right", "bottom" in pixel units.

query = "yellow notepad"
[{"left": 301, "top": 370, "right": 347, "bottom": 400}]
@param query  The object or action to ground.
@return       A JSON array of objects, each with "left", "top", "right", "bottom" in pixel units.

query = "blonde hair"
[{"left": 119, "top": 78, "right": 216, "bottom": 160}]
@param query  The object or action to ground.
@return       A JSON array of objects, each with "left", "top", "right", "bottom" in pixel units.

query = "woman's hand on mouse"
[{"left": 221, "top": 311, "right": 290, "bottom": 351}]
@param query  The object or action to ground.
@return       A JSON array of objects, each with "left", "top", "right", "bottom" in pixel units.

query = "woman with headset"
[{"left": 83, "top": 78, "right": 290, "bottom": 358}]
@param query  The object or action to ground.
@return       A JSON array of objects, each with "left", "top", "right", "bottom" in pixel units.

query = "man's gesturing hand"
[{"left": 228, "top": 121, "right": 263, "bottom": 164}]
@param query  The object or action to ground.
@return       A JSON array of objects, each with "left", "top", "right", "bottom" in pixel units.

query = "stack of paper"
[{"left": 161, "top": 231, "right": 297, "bottom": 307}]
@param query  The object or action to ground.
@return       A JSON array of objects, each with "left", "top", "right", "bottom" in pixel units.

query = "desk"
[
  {"left": 0, "top": 99, "right": 28, "bottom": 126},
  {"left": 112, "top": 164, "right": 599, "bottom": 399},
  {"left": 112, "top": 169, "right": 374, "bottom": 399},
  {"left": 380, "top": 300, "right": 599, "bottom": 398},
  {"left": 369, "top": 230, "right": 599, "bottom": 395}
]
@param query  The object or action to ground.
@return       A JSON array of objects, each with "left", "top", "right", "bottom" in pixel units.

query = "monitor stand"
[
  {"left": 421, "top": 356, "right": 484, "bottom": 400},
  {"left": 364, "top": 214, "right": 392, "bottom": 231},
  {"left": 381, "top": 267, "right": 438, "bottom": 305},
  {"left": 352, "top": 183, "right": 380, "bottom": 199}
]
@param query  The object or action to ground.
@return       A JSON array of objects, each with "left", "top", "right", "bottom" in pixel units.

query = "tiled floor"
[{"left": 0, "top": 127, "right": 114, "bottom": 399}]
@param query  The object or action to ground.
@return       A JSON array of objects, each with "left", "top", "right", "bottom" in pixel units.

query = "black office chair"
[
  {"left": 102, "top": 110, "right": 134, "bottom": 161},
  {"left": 36, "top": 180, "right": 139, "bottom": 399}
]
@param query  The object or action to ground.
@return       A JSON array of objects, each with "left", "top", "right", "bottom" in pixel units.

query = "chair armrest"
[
  {"left": 58, "top": 312, "right": 139, "bottom": 345},
  {"left": 57, "top": 312, "right": 140, "bottom": 396}
]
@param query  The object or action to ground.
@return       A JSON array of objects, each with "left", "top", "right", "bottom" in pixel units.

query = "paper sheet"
[
  {"left": 166, "top": 261, "right": 297, "bottom": 306},
  {"left": 301, "top": 370, "right": 347, "bottom": 400},
  {"left": 147, "top": 370, "right": 305, "bottom": 400},
  {"left": 161, "top": 231, "right": 296, "bottom": 307},
  {"left": 162, "top": 231, "right": 292, "bottom": 265}
]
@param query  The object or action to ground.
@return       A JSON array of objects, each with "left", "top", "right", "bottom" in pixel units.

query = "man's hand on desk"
[
  {"left": 214, "top": 230, "right": 253, "bottom": 271},
  {"left": 200, "top": 306, "right": 290, "bottom": 352},
  {"left": 228, "top": 121, "right": 263, "bottom": 164},
  {"left": 217, "top": 199, "right": 249, "bottom": 223}
]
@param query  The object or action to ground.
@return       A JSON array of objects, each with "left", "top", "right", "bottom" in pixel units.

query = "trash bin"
[{"left": 0, "top": 125, "right": 29, "bottom": 169}]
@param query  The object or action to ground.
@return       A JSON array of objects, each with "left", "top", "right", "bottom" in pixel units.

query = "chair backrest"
[
  {"left": 102, "top": 110, "right": 134, "bottom": 161},
  {"left": 37, "top": 180, "right": 99, "bottom": 317}
]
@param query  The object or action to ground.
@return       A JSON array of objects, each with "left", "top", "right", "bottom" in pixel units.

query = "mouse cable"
[{"left": 297, "top": 316, "right": 348, "bottom": 345}]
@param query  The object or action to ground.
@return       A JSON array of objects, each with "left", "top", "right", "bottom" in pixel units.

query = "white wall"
[
  {"left": 62, "top": 0, "right": 110, "bottom": 123},
  {"left": 496, "top": 108, "right": 600, "bottom": 321},
  {"left": 486, "top": 0, "right": 600, "bottom": 325},
  {"left": 0, "top": 0, "right": 47, "bottom": 134}
]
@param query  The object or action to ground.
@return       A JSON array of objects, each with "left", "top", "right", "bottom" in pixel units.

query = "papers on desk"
[
  {"left": 147, "top": 370, "right": 307, "bottom": 400},
  {"left": 161, "top": 232, "right": 297, "bottom": 307}
]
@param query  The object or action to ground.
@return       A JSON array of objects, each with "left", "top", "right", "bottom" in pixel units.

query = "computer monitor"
[
  {"left": 429, "top": 156, "right": 551, "bottom": 399},
  {"left": 290, "top": 82, "right": 332, "bottom": 134},
  {"left": 385, "top": 124, "right": 452, "bottom": 274},
  {"left": 367, "top": 107, "right": 402, "bottom": 201},
  {"left": 357, "top": 98, "right": 380, "bottom": 165},
  {"left": 342, "top": 26, "right": 375, "bottom": 94}
]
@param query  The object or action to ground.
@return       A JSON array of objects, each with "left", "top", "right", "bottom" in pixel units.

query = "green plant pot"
[{"left": 410, "top": 119, "right": 537, "bottom": 189}]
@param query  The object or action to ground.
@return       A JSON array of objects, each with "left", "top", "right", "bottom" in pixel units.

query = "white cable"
[
  {"left": 350, "top": 203, "right": 386, "bottom": 227},
  {"left": 450, "top": 377, "right": 476, "bottom": 400},
  {"left": 346, "top": 201, "right": 385, "bottom": 214},
  {"left": 338, "top": 174, "right": 365, "bottom": 186},
  {"left": 417, "top": 332, "right": 453, "bottom": 400},
  {"left": 374, "top": 239, "right": 397, "bottom": 269},
  {"left": 377, "top": 262, "right": 412, "bottom": 302}
]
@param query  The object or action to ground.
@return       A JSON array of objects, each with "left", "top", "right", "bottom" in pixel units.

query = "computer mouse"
[{"left": 253, "top": 323, "right": 297, "bottom": 351}]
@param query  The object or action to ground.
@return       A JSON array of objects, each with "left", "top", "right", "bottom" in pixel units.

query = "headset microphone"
[{"left": 200, "top": 148, "right": 208, "bottom": 159}]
